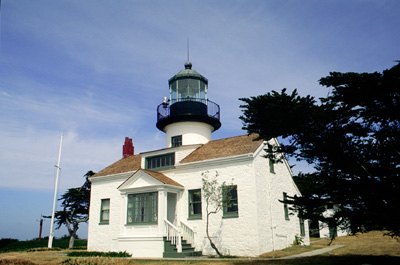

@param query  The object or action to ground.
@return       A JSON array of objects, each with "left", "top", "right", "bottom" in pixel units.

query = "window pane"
[
  {"left": 178, "top": 80, "right": 189, "bottom": 99},
  {"left": 200, "top": 81, "right": 206, "bottom": 99},
  {"left": 102, "top": 199, "right": 110, "bottom": 210},
  {"left": 171, "top": 136, "right": 182, "bottom": 147},
  {"left": 145, "top": 153, "right": 175, "bottom": 170},
  {"left": 101, "top": 199, "right": 110, "bottom": 222},
  {"left": 223, "top": 185, "right": 238, "bottom": 215},
  {"left": 189, "top": 189, "right": 202, "bottom": 217},
  {"left": 283, "top": 192, "right": 289, "bottom": 220},
  {"left": 102, "top": 210, "right": 109, "bottom": 220},
  {"left": 127, "top": 192, "right": 158, "bottom": 224}
]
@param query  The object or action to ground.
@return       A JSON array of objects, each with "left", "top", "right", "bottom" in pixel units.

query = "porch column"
[{"left": 158, "top": 189, "right": 167, "bottom": 235}]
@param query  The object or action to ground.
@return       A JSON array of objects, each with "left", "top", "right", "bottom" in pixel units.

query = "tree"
[
  {"left": 201, "top": 171, "right": 233, "bottom": 257},
  {"left": 55, "top": 171, "right": 94, "bottom": 248},
  {"left": 239, "top": 62, "right": 400, "bottom": 239}
]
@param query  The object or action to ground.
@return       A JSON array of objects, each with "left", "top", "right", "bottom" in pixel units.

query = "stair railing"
[
  {"left": 180, "top": 221, "right": 195, "bottom": 245},
  {"left": 164, "top": 219, "right": 182, "bottom": 253}
]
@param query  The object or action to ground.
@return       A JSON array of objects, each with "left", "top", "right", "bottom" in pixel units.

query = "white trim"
[
  {"left": 120, "top": 184, "right": 183, "bottom": 194},
  {"left": 90, "top": 171, "right": 135, "bottom": 183},
  {"left": 140, "top": 144, "right": 201, "bottom": 156},
  {"left": 117, "top": 236, "right": 164, "bottom": 241},
  {"left": 176, "top": 153, "right": 254, "bottom": 170}
]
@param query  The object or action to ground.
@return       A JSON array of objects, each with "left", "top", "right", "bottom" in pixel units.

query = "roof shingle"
[
  {"left": 180, "top": 134, "right": 263, "bottom": 163},
  {"left": 93, "top": 154, "right": 141, "bottom": 177},
  {"left": 92, "top": 134, "right": 263, "bottom": 178},
  {"left": 141, "top": 169, "right": 183, "bottom": 187}
]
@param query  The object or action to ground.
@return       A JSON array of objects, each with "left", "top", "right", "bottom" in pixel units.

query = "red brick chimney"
[{"left": 123, "top": 137, "right": 134, "bottom": 158}]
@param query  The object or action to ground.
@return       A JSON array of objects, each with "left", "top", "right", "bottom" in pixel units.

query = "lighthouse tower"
[{"left": 156, "top": 61, "right": 221, "bottom": 147}]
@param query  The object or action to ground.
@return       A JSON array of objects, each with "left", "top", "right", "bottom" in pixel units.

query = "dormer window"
[
  {"left": 145, "top": 153, "right": 175, "bottom": 171},
  {"left": 171, "top": 135, "right": 182, "bottom": 147}
]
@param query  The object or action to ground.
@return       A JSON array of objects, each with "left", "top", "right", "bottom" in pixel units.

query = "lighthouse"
[{"left": 156, "top": 61, "right": 221, "bottom": 147}]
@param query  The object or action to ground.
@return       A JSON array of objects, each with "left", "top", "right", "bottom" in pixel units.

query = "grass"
[
  {"left": 259, "top": 244, "right": 322, "bottom": 259},
  {"left": 311, "top": 230, "right": 400, "bottom": 256},
  {"left": 67, "top": 251, "right": 131, "bottom": 257},
  {"left": 0, "top": 231, "right": 399, "bottom": 264}
]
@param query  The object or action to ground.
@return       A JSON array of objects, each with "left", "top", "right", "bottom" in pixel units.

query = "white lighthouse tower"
[{"left": 156, "top": 61, "right": 221, "bottom": 147}]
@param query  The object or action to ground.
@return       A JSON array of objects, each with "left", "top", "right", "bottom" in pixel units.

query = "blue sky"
[{"left": 0, "top": 0, "right": 399, "bottom": 240}]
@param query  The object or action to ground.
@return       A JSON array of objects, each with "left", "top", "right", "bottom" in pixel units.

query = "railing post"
[
  {"left": 165, "top": 219, "right": 182, "bottom": 253},
  {"left": 177, "top": 231, "right": 182, "bottom": 253}
]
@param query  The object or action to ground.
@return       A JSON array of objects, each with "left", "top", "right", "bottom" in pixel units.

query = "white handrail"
[
  {"left": 164, "top": 219, "right": 182, "bottom": 252},
  {"left": 180, "top": 221, "right": 195, "bottom": 245}
]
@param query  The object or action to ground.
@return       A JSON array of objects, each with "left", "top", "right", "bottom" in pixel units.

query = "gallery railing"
[{"left": 157, "top": 98, "right": 220, "bottom": 123}]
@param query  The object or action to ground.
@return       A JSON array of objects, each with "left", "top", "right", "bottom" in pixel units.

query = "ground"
[{"left": 0, "top": 231, "right": 399, "bottom": 264}]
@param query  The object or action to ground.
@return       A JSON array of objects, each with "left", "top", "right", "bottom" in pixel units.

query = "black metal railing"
[{"left": 157, "top": 98, "right": 220, "bottom": 122}]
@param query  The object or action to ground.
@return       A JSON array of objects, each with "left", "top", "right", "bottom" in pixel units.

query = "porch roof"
[
  {"left": 117, "top": 168, "right": 183, "bottom": 189},
  {"left": 141, "top": 169, "right": 183, "bottom": 187}
]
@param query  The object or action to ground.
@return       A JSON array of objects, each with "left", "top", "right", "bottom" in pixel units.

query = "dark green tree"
[
  {"left": 55, "top": 171, "right": 94, "bottom": 248},
  {"left": 239, "top": 62, "right": 400, "bottom": 239}
]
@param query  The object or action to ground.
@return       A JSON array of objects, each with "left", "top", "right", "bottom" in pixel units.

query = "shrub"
[
  {"left": 0, "top": 259, "right": 36, "bottom": 265},
  {"left": 0, "top": 238, "right": 19, "bottom": 249},
  {"left": 27, "top": 247, "right": 62, "bottom": 252},
  {"left": 293, "top": 234, "right": 304, "bottom": 246},
  {"left": 0, "top": 238, "right": 86, "bottom": 253},
  {"left": 67, "top": 251, "right": 131, "bottom": 258},
  {"left": 62, "top": 257, "right": 132, "bottom": 265}
]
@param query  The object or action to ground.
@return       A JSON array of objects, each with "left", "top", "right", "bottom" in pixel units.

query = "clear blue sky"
[{"left": 0, "top": 0, "right": 399, "bottom": 240}]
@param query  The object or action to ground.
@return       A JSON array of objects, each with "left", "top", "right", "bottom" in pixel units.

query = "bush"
[
  {"left": 0, "top": 259, "right": 36, "bottom": 265},
  {"left": 0, "top": 238, "right": 19, "bottom": 249},
  {"left": 62, "top": 257, "right": 131, "bottom": 265},
  {"left": 0, "top": 238, "right": 87, "bottom": 252},
  {"left": 27, "top": 247, "right": 62, "bottom": 252},
  {"left": 67, "top": 251, "right": 131, "bottom": 258}
]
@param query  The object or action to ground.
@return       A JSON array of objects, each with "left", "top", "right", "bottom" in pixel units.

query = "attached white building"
[{"left": 87, "top": 61, "right": 309, "bottom": 258}]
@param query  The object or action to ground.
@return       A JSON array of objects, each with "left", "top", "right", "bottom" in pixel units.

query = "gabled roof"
[
  {"left": 180, "top": 134, "right": 263, "bottom": 163},
  {"left": 141, "top": 169, "right": 183, "bottom": 187},
  {"left": 93, "top": 154, "right": 141, "bottom": 177},
  {"left": 92, "top": 134, "right": 263, "bottom": 178},
  {"left": 118, "top": 168, "right": 183, "bottom": 189}
]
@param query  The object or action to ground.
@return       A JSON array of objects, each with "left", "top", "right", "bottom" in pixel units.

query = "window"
[
  {"left": 283, "top": 192, "right": 290, "bottom": 220},
  {"left": 329, "top": 224, "right": 338, "bottom": 238},
  {"left": 100, "top": 199, "right": 110, "bottom": 224},
  {"left": 223, "top": 185, "right": 238, "bottom": 218},
  {"left": 171, "top": 135, "right": 182, "bottom": 147},
  {"left": 269, "top": 158, "right": 275, "bottom": 173},
  {"left": 268, "top": 146, "right": 275, "bottom": 173},
  {"left": 127, "top": 192, "right": 158, "bottom": 224},
  {"left": 188, "top": 189, "right": 202, "bottom": 219},
  {"left": 145, "top": 153, "right": 175, "bottom": 171},
  {"left": 299, "top": 218, "right": 305, "bottom": 236}
]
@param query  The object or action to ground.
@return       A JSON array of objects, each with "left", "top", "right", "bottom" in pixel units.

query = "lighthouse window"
[
  {"left": 145, "top": 153, "right": 175, "bottom": 171},
  {"left": 171, "top": 136, "right": 182, "bottom": 147}
]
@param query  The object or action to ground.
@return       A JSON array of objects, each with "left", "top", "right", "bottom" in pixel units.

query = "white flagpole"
[{"left": 48, "top": 133, "right": 63, "bottom": 248}]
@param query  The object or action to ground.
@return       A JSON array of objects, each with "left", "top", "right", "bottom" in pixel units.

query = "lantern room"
[
  {"left": 169, "top": 61, "right": 207, "bottom": 102},
  {"left": 156, "top": 61, "right": 221, "bottom": 147}
]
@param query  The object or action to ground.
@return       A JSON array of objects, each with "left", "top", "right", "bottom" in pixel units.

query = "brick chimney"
[{"left": 123, "top": 137, "right": 134, "bottom": 158}]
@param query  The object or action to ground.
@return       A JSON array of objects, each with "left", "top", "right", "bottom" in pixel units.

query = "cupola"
[{"left": 156, "top": 61, "right": 221, "bottom": 147}]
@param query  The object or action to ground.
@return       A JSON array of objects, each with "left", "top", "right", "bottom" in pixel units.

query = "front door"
[{"left": 167, "top": 192, "right": 177, "bottom": 225}]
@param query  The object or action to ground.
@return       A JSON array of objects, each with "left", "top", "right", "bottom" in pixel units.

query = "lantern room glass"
[{"left": 170, "top": 79, "right": 207, "bottom": 103}]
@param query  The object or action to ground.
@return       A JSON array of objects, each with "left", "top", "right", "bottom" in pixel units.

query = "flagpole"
[{"left": 48, "top": 133, "right": 63, "bottom": 248}]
